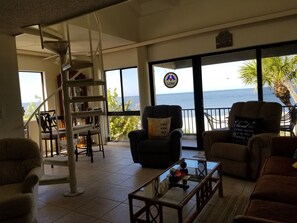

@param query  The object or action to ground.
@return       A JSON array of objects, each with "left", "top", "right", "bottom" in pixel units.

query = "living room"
[{"left": 1, "top": 0, "right": 297, "bottom": 222}]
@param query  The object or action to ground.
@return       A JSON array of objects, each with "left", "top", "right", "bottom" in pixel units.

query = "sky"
[
  {"left": 19, "top": 72, "right": 43, "bottom": 103},
  {"left": 201, "top": 61, "right": 253, "bottom": 92}
]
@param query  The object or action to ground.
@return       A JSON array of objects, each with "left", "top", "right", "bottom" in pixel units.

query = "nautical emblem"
[{"left": 164, "top": 72, "right": 178, "bottom": 88}]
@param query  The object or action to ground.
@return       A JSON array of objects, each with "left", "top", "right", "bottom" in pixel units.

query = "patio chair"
[
  {"left": 204, "top": 112, "right": 228, "bottom": 130},
  {"left": 280, "top": 104, "right": 297, "bottom": 136},
  {"left": 203, "top": 101, "right": 282, "bottom": 179}
]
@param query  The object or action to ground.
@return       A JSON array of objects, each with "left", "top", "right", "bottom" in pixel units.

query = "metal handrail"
[{"left": 181, "top": 106, "right": 295, "bottom": 136}]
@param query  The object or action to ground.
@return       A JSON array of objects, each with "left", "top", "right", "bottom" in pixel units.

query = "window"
[
  {"left": 18, "top": 71, "right": 45, "bottom": 121},
  {"left": 105, "top": 67, "right": 140, "bottom": 141},
  {"left": 106, "top": 67, "right": 140, "bottom": 112}
]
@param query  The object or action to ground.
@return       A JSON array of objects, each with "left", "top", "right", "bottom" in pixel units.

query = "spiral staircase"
[{"left": 25, "top": 13, "right": 107, "bottom": 196}]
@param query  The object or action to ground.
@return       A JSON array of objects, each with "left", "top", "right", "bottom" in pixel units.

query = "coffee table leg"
[
  {"left": 218, "top": 163, "right": 223, "bottom": 197},
  {"left": 128, "top": 195, "right": 135, "bottom": 223},
  {"left": 177, "top": 208, "right": 183, "bottom": 223},
  {"left": 159, "top": 205, "right": 163, "bottom": 223}
]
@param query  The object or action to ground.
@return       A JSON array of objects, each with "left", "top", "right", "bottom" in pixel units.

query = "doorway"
[
  {"left": 201, "top": 50, "right": 258, "bottom": 130},
  {"left": 151, "top": 59, "right": 198, "bottom": 149}
]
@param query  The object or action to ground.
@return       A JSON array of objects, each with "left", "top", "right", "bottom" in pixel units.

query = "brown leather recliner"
[{"left": 202, "top": 101, "right": 282, "bottom": 179}]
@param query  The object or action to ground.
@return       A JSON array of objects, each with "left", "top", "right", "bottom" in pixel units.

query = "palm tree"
[{"left": 239, "top": 56, "right": 297, "bottom": 106}]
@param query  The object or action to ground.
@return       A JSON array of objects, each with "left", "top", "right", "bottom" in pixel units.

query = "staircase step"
[
  {"left": 43, "top": 40, "right": 68, "bottom": 55},
  {"left": 43, "top": 155, "right": 68, "bottom": 166},
  {"left": 70, "top": 96, "right": 106, "bottom": 103},
  {"left": 71, "top": 110, "right": 104, "bottom": 118},
  {"left": 67, "top": 79, "right": 105, "bottom": 87},
  {"left": 62, "top": 60, "right": 93, "bottom": 71},
  {"left": 39, "top": 174, "right": 69, "bottom": 185}
]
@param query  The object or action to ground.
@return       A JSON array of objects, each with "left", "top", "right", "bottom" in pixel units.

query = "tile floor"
[{"left": 37, "top": 143, "right": 255, "bottom": 223}]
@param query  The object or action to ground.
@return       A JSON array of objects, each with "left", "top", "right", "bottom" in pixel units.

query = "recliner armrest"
[
  {"left": 248, "top": 132, "right": 278, "bottom": 149},
  {"left": 128, "top": 129, "right": 147, "bottom": 141},
  {"left": 128, "top": 129, "right": 148, "bottom": 163},
  {"left": 248, "top": 132, "right": 279, "bottom": 179},
  {"left": 203, "top": 129, "right": 232, "bottom": 142},
  {"left": 23, "top": 167, "right": 42, "bottom": 193},
  {"left": 168, "top": 128, "right": 183, "bottom": 139},
  {"left": 202, "top": 129, "right": 232, "bottom": 160}
]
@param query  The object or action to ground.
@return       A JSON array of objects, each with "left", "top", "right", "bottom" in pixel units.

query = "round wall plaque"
[{"left": 164, "top": 72, "right": 178, "bottom": 88}]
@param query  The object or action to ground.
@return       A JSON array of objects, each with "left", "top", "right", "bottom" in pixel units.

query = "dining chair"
[
  {"left": 35, "top": 110, "right": 65, "bottom": 157},
  {"left": 76, "top": 108, "right": 105, "bottom": 162}
]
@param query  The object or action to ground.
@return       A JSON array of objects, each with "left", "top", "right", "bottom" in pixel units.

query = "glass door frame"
[{"left": 149, "top": 57, "right": 200, "bottom": 150}]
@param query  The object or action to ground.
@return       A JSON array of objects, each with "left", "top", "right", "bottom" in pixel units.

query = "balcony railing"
[{"left": 182, "top": 106, "right": 295, "bottom": 136}]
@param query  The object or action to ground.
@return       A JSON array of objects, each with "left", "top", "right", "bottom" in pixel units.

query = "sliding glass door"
[
  {"left": 201, "top": 50, "right": 258, "bottom": 130},
  {"left": 152, "top": 59, "right": 197, "bottom": 149}
]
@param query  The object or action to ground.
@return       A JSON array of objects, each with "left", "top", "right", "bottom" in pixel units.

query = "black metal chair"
[
  {"left": 76, "top": 108, "right": 105, "bottom": 162},
  {"left": 35, "top": 110, "right": 65, "bottom": 157},
  {"left": 280, "top": 104, "right": 297, "bottom": 136}
]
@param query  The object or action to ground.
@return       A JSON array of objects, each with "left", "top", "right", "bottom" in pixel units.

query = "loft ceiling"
[
  {"left": 2, "top": 0, "right": 181, "bottom": 58},
  {"left": 0, "top": 0, "right": 131, "bottom": 58},
  {"left": 0, "top": 0, "right": 128, "bottom": 36}
]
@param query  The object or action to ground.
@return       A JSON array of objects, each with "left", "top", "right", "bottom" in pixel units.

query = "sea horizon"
[
  {"left": 124, "top": 87, "right": 284, "bottom": 110},
  {"left": 22, "top": 87, "right": 285, "bottom": 113}
]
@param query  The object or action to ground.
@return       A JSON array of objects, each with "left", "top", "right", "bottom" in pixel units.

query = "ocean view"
[
  {"left": 125, "top": 87, "right": 283, "bottom": 110},
  {"left": 22, "top": 87, "right": 284, "bottom": 113}
]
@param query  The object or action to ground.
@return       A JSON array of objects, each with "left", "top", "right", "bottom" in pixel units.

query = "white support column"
[
  {"left": 0, "top": 34, "right": 24, "bottom": 138},
  {"left": 137, "top": 46, "right": 151, "bottom": 115}
]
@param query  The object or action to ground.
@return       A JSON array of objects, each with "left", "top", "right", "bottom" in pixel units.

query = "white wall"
[
  {"left": 147, "top": 15, "right": 297, "bottom": 62},
  {"left": 103, "top": 48, "right": 138, "bottom": 69},
  {"left": 139, "top": 0, "right": 297, "bottom": 41},
  {"left": 0, "top": 34, "right": 24, "bottom": 138}
]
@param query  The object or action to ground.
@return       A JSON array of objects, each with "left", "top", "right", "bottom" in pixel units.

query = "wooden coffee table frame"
[{"left": 128, "top": 159, "right": 223, "bottom": 223}]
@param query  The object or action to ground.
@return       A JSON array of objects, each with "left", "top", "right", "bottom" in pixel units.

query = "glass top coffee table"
[{"left": 128, "top": 158, "right": 223, "bottom": 223}]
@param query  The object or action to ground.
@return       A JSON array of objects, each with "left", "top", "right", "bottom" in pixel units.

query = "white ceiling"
[{"left": 13, "top": 0, "right": 181, "bottom": 59}]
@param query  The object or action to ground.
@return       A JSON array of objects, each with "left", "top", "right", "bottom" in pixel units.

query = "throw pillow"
[
  {"left": 147, "top": 117, "right": 171, "bottom": 139},
  {"left": 232, "top": 116, "right": 262, "bottom": 145}
]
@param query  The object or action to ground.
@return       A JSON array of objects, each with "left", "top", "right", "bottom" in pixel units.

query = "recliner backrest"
[
  {"left": 228, "top": 101, "right": 282, "bottom": 133},
  {"left": 0, "top": 138, "right": 41, "bottom": 185},
  {"left": 141, "top": 105, "right": 183, "bottom": 131}
]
